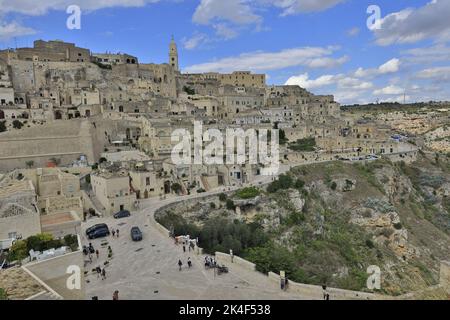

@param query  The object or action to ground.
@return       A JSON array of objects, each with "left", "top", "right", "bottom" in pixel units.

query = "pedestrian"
[
  {"left": 113, "top": 290, "right": 119, "bottom": 300},
  {"left": 322, "top": 285, "right": 328, "bottom": 300},
  {"left": 183, "top": 245, "right": 186, "bottom": 253},
  {"left": 95, "top": 249, "right": 99, "bottom": 259},
  {"left": 178, "top": 259, "right": 183, "bottom": 271},
  {"left": 188, "top": 257, "right": 192, "bottom": 268},
  {"left": 96, "top": 266, "right": 101, "bottom": 278},
  {"left": 116, "top": 229, "right": 120, "bottom": 237},
  {"left": 88, "top": 253, "right": 92, "bottom": 263},
  {"left": 112, "top": 229, "right": 116, "bottom": 237},
  {"left": 101, "top": 268, "right": 106, "bottom": 280}
]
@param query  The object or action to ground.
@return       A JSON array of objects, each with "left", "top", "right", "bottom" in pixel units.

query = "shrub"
[
  {"left": 12, "top": 120, "right": 23, "bottom": 129},
  {"left": 294, "top": 179, "right": 305, "bottom": 189},
  {"left": 236, "top": 187, "right": 260, "bottom": 199},
  {"left": 393, "top": 222, "right": 402, "bottom": 230},
  {"left": 330, "top": 181, "right": 337, "bottom": 190},
  {"left": 171, "top": 183, "right": 182, "bottom": 194},
  {"left": 210, "top": 202, "right": 216, "bottom": 209},
  {"left": 0, "top": 288, "right": 7, "bottom": 300},
  {"left": 219, "top": 193, "right": 227, "bottom": 202},
  {"left": 267, "top": 174, "right": 293, "bottom": 193},
  {"left": 226, "top": 199, "right": 235, "bottom": 210},
  {"left": 288, "top": 138, "right": 316, "bottom": 152}
]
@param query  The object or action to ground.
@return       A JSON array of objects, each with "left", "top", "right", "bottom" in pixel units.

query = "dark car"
[
  {"left": 130, "top": 227, "right": 143, "bottom": 241},
  {"left": 113, "top": 210, "right": 131, "bottom": 219},
  {"left": 86, "top": 223, "right": 108, "bottom": 236},
  {"left": 88, "top": 227, "right": 110, "bottom": 239}
]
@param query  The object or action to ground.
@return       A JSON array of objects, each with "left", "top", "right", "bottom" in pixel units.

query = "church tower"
[{"left": 169, "top": 35, "right": 179, "bottom": 72}]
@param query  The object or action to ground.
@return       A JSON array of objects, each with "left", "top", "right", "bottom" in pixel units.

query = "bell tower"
[{"left": 169, "top": 35, "right": 179, "bottom": 72}]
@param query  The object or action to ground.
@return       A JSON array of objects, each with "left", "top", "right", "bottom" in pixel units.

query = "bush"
[
  {"left": 171, "top": 183, "right": 182, "bottom": 194},
  {"left": 393, "top": 222, "right": 402, "bottom": 230},
  {"left": 294, "top": 179, "right": 305, "bottom": 189},
  {"left": 267, "top": 174, "right": 293, "bottom": 193},
  {"left": 236, "top": 187, "right": 260, "bottom": 199},
  {"left": 12, "top": 120, "right": 23, "bottom": 129},
  {"left": 210, "top": 202, "right": 216, "bottom": 209},
  {"left": 288, "top": 138, "right": 316, "bottom": 152},
  {"left": 226, "top": 199, "right": 235, "bottom": 210},
  {"left": 0, "top": 288, "right": 7, "bottom": 300},
  {"left": 219, "top": 193, "right": 227, "bottom": 202},
  {"left": 330, "top": 181, "right": 337, "bottom": 190}
]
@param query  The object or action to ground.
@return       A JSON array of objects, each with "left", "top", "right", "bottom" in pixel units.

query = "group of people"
[
  {"left": 178, "top": 257, "right": 192, "bottom": 271},
  {"left": 95, "top": 266, "right": 107, "bottom": 280},
  {"left": 84, "top": 243, "right": 101, "bottom": 263},
  {"left": 111, "top": 228, "right": 120, "bottom": 237},
  {"left": 204, "top": 256, "right": 216, "bottom": 269}
]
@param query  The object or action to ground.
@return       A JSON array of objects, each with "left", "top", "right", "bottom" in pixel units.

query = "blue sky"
[{"left": 1, "top": 0, "right": 450, "bottom": 104}]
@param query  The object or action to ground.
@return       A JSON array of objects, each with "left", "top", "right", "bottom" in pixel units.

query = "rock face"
[
  {"left": 289, "top": 190, "right": 305, "bottom": 212},
  {"left": 335, "top": 178, "right": 356, "bottom": 192}
]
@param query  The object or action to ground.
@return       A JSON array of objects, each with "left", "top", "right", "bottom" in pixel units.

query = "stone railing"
[{"left": 215, "top": 251, "right": 380, "bottom": 300}]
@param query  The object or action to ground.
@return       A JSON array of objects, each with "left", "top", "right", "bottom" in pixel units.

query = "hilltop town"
[{"left": 0, "top": 39, "right": 449, "bottom": 300}]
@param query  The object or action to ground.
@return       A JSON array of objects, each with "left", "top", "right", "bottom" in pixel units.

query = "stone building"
[
  {"left": 1, "top": 40, "right": 90, "bottom": 63},
  {"left": 91, "top": 168, "right": 136, "bottom": 216}
]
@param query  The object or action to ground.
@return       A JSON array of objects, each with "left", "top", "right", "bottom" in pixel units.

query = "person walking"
[
  {"left": 88, "top": 253, "right": 92, "bottom": 263},
  {"left": 101, "top": 268, "right": 106, "bottom": 280},
  {"left": 95, "top": 249, "right": 99, "bottom": 259},
  {"left": 178, "top": 259, "right": 183, "bottom": 271},
  {"left": 96, "top": 266, "right": 101, "bottom": 278},
  {"left": 113, "top": 290, "right": 119, "bottom": 300},
  {"left": 116, "top": 229, "right": 120, "bottom": 237},
  {"left": 183, "top": 245, "right": 186, "bottom": 253},
  {"left": 112, "top": 229, "right": 116, "bottom": 237},
  {"left": 187, "top": 257, "right": 192, "bottom": 268}
]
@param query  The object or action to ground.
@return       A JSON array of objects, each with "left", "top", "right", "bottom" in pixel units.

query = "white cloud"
[
  {"left": 402, "top": 44, "right": 450, "bottom": 64},
  {"left": 373, "top": 0, "right": 450, "bottom": 46},
  {"left": 182, "top": 33, "right": 209, "bottom": 50},
  {"left": 0, "top": 0, "right": 161, "bottom": 15},
  {"left": 262, "top": 0, "right": 346, "bottom": 15},
  {"left": 213, "top": 23, "right": 238, "bottom": 40},
  {"left": 0, "top": 21, "right": 36, "bottom": 40},
  {"left": 183, "top": 46, "right": 347, "bottom": 73},
  {"left": 346, "top": 27, "right": 360, "bottom": 37},
  {"left": 354, "top": 58, "right": 401, "bottom": 78},
  {"left": 373, "top": 85, "right": 404, "bottom": 96},
  {"left": 285, "top": 72, "right": 372, "bottom": 90},
  {"left": 416, "top": 66, "right": 450, "bottom": 82},
  {"left": 193, "top": 0, "right": 261, "bottom": 26}
]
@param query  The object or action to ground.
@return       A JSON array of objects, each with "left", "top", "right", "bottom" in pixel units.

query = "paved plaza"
[{"left": 83, "top": 188, "right": 308, "bottom": 300}]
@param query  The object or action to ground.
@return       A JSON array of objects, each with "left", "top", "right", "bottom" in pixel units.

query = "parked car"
[
  {"left": 130, "top": 227, "right": 143, "bottom": 241},
  {"left": 86, "top": 223, "right": 108, "bottom": 236},
  {"left": 113, "top": 210, "right": 131, "bottom": 219},
  {"left": 88, "top": 227, "right": 110, "bottom": 239}
]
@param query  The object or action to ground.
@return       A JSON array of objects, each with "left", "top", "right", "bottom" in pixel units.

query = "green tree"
[
  {"left": 12, "top": 120, "right": 23, "bottom": 129},
  {"left": 25, "top": 160, "right": 34, "bottom": 168},
  {"left": 171, "top": 183, "right": 182, "bottom": 194}
]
